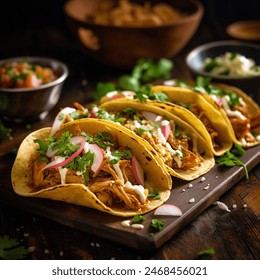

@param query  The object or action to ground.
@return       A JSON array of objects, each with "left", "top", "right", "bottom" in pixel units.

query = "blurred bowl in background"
[
  {"left": 0, "top": 56, "right": 68, "bottom": 122},
  {"left": 186, "top": 40, "right": 260, "bottom": 104},
  {"left": 64, "top": 0, "right": 204, "bottom": 69},
  {"left": 227, "top": 20, "right": 260, "bottom": 41}
]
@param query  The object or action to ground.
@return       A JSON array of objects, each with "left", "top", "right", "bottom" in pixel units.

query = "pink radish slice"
[
  {"left": 50, "top": 107, "right": 76, "bottom": 136},
  {"left": 43, "top": 136, "right": 85, "bottom": 170},
  {"left": 132, "top": 155, "right": 144, "bottom": 186},
  {"left": 84, "top": 143, "right": 104, "bottom": 172},
  {"left": 154, "top": 204, "right": 183, "bottom": 216},
  {"left": 142, "top": 111, "right": 162, "bottom": 123},
  {"left": 161, "top": 123, "right": 171, "bottom": 140}
]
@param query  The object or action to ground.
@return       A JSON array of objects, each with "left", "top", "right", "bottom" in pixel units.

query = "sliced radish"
[
  {"left": 132, "top": 155, "right": 144, "bottom": 186},
  {"left": 109, "top": 93, "right": 125, "bottom": 100},
  {"left": 43, "top": 136, "right": 85, "bottom": 170},
  {"left": 106, "top": 90, "right": 135, "bottom": 100},
  {"left": 121, "top": 91, "right": 135, "bottom": 97},
  {"left": 154, "top": 204, "right": 183, "bottom": 216},
  {"left": 46, "top": 147, "right": 58, "bottom": 158},
  {"left": 84, "top": 143, "right": 104, "bottom": 172},
  {"left": 161, "top": 123, "right": 171, "bottom": 140},
  {"left": 142, "top": 111, "right": 162, "bottom": 123},
  {"left": 50, "top": 107, "right": 76, "bottom": 136}
]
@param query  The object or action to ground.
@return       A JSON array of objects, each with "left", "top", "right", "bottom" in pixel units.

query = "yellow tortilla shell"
[{"left": 11, "top": 119, "right": 172, "bottom": 217}]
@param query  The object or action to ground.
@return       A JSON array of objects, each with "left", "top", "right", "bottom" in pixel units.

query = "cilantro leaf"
[
  {"left": 109, "top": 150, "right": 132, "bottom": 164},
  {"left": 93, "top": 82, "right": 117, "bottom": 101},
  {"left": 197, "top": 248, "right": 215, "bottom": 260},
  {"left": 148, "top": 187, "right": 161, "bottom": 200},
  {"left": 0, "top": 235, "right": 28, "bottom": 260},
  {"left": 216, "top": 145, "right": 249, "bottom": 179},
  {"left": 150, "top": 219, "right": 165, "bottom": 232},
  {"left": 0, "top": 121, "right": 12, "bottom": 142},
  {"left": 133, "top": 215, "right": 145, "bottom": 223},
  {"left": 92, "top": 58, "right": 173, "bottom": 101}
]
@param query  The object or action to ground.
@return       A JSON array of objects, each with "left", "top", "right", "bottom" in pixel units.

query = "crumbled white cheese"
[
  {"left": 214, "top": 201, "right": 231, "bottom": 212},
  {"left": 200, "top": 176, "right": 206, "bottom": 182},
  {"left": 121, "top": 220, "right": 131, "bottom": 228},
  {"left": 188, "top": 183, "right": 193, "bottom": 188},
  {"left": 189, "top": 198, "right": 195, "bottom": 203},
  {"left": 131, "top": 224, "right": 144, "bottom": 230},
  {"left": 203, "top": 186, "right": 210, "bottom": 190}
]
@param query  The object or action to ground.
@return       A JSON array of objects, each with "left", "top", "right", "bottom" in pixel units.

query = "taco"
[
  {"left": 97, "top": 99, "right": 215, "bottom": 180},
  {"left": 189, "top": 78, "right": 260, "bottom": 148},
  {"left": 11, "top": 118, "right": 172, "bottom": 217},
  {"left": 151, "top": 85, "right": 234, "bottom": 156}
]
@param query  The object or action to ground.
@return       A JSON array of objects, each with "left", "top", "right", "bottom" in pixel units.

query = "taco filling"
[
  {"left": 92, "top": 106, "right": 204, "bottom": 172},
  {"left": 192, "top": 77, "right": 260, "bottom": 147}
]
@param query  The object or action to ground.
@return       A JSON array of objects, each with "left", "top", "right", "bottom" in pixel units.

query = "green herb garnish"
[
  {"left": 133, "top": 215, "right": 145, "bottom": 223},
  {"left": 216, "top": 144, "right": 248, "bottom": 179},
  {"left": 197, "top": 248, "right": 216, "bottom": 260},
  {"left": 0, "top": 235, "right": 28, "bottom": 260},
  {"left": 92, "top": 58, "right": 173, "bottom": 101},
  {"left": 150, "top": 219, "right": 165, "bottom": 232},
  {"left": 148, "top": 187, "right": 161, "bottom": 200},
  {"left": 0, "top": 121, "right": 12, "bottom": 142}
]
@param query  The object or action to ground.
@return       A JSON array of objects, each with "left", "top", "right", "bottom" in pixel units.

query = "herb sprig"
[
  {"left": 92, "top": 58, "right": 173, "bottom": 101},
  {"left": 216, "top": 144, "right": 249, "bottom": 179},
  {"left": 0, "top": 235, "right": 28, "bottom": 260}
]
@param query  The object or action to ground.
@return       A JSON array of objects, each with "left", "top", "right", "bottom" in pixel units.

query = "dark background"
[{"left": 1, "top": 0, "right": 260, "bottom": 60}]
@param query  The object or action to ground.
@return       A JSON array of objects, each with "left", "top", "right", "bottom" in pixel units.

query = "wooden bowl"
[
  {"left": 227, "top": 20, "right": 260, "bottom": 41},
  {"left": 64, "top": 0, "right": 204, "bottom": 69}
]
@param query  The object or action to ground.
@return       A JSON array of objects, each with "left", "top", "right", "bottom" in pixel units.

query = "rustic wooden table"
[{"left": 0, "top": 20, "right": 259, "bottom": 260}]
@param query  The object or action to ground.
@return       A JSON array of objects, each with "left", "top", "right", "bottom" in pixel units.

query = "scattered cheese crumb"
[
  {"left": 243, "top": 204, "right": 248, "bottom": 208},
  {"left": 131, "top": 224, "right": 144, "bottom": 230},
  {"left": 203, "top": 186, "right": 210, "bottom": 190},
  {"left": 215, "top": 201, "right": 231, "bottom": 212},
  {"left": 189, "top": 198, "right": 195, "bottom": 203},
  {"left": 188, "top": 183, "right": 193, "bottom": 188},
  {"left": 28, "top": 246, "right": 35, "bottom": 253},
  {"left": 182, "top": 189, "right": 186, "bottom": 192},
  {"left": 121, "top": 220, "right": 131, "bottom": 227},
  {"left": 215, "top": 175, "right": 219, "bottom": 179},
  {"left": 200, "top": 176, "right": 206, "bottom": 182},
  {"left": 232, "top": 204, "right": 237, "bottom": 209}
]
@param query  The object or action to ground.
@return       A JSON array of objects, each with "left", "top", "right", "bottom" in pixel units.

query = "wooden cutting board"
[{"left": 0, "top": 144, "right": 259, "bottom": 251}]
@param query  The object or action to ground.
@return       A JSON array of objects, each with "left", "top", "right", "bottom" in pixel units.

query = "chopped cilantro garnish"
[
  {"left": 193, "top": 76, "right": 240, "bottom": 106},
  {"left": 150, "top": 219, "right": 165, "bottom": 232},
  {"left": 0, "top": 235, "right": 28, "bottom": 260},
  {"left": 92, "top": 58, "right": 173, "bottom": 101},
  {"left": 96, "top": 108, "right": 125, "bottom": 123},
  {"left": 216, "top": 144, "right": 248, "bottom": 179},
  {"left": 81, "top": 132, "right": 114, "bottom": 149},
  {"left": 148, "top": 187, "right": 161, "bottom": 200},
  {"left": 109, "top": 150, "right": 132, "bottom": 164},
  {"left": 65, "top": 151, "right": 94, "bottom": 172},
  {"left": 0, "top": 121, "right": 12, "bottom": 142},
  {"left": 133, "top": 215, "right": 145, "bottom": 223}
]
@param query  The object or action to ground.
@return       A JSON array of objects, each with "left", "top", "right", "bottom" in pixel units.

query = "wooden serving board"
[{"left": 0, "top": 145, "right": 259, "bottom": 251}]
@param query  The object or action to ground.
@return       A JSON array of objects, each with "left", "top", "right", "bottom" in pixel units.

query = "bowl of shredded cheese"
[{"left": 186, "top": 40, "right": 260, "bottom": 104}]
